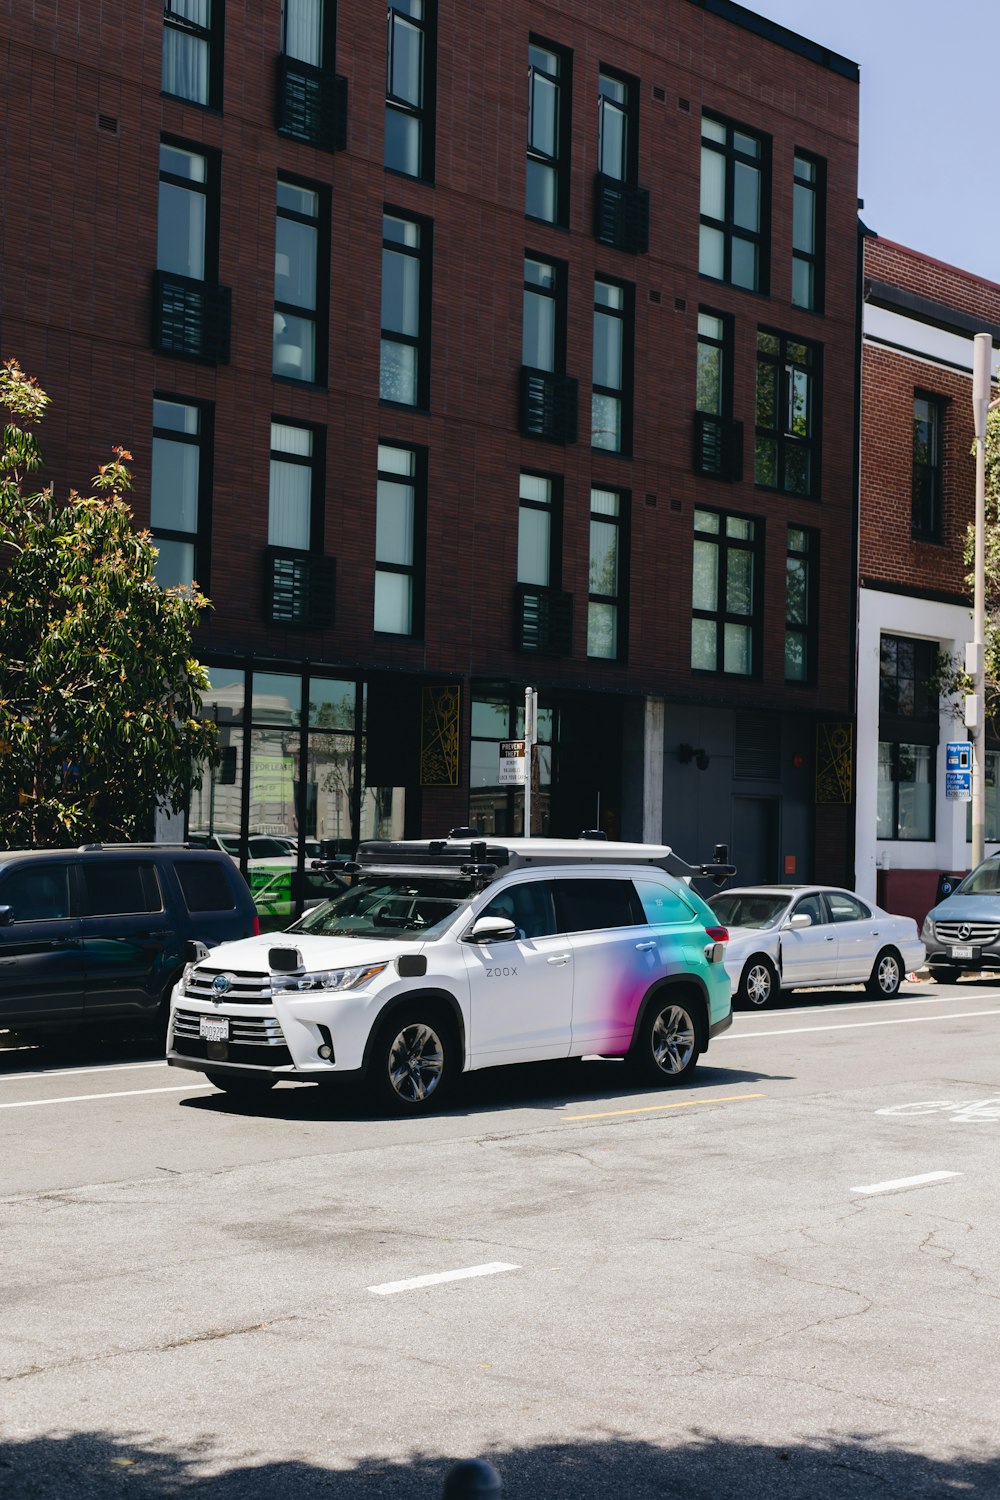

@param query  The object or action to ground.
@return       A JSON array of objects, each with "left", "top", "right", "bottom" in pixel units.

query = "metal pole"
[
  {"left": 970, "top": 334, "right": 993, "bottom": 868},
  {"left": 523, "top": 686, "right": 536, "bottom": 838}
]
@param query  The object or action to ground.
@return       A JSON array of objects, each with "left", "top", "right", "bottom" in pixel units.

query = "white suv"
[{"left": 166, "top": 834, "right": 734, "bottom": 1112}]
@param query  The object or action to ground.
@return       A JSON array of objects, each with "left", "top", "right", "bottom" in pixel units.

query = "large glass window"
[
  {"left": 157, "top": 142, "right": 215, "bottom": 282},
  {"left": 592, "top": 279, "right": 631, "bottom": 454},
  {"left": 273, "top": 178, "right": 326, "bottom": 385},
  {"left": 470, "top": 689, "right": 553, "bottom": 836},
  {"left": 877, "top": 743, "right": 934, "bottom": 841},
  {"left": 375, "top": 444, "right": 423, "bottom": 635},
  {"left": 755, "top": 330, "right": 819, "bottom": 497},
  {"left": 913, "top": 393, "right": 944, "bottom": 541},
  {"left": 699, "top": 115, "right": 768, "bottom": 293},
  {"left": 879, "top": 635, "right": 938, "bottom": 721},
  {"left": 150, "top": 398, "right": 212, "bottom": 590},
  {"left": 878, "top": 635, "right": 939, "bottom": 840},
  {"left": 269, "top": 422, "right": 321, "bottom": 551},
  {"left": 598, "top": 70, "right": 634, "bottom": 184},
  {"left": 588, "top": 487, "right": 626, "bottom": 661},
  {"left": 792, "top": 151, "right": 825, "bottom": 312},
  {"left": 386, "top": 1, "right": 434, "bottom": 180},
  {"left": 522, "top": 257, "right": 562, "bottom": 373},
  {"left": 162, "top": 2, "right": 222, "bottom": 109},
  {"left": 381, "top": 213, "right": 429, "bottom": 406},
  {"left": 518, "top": 472, "right": 557, "bottom": 587},
  {"left": 526, "top": 40, "right": 570, "bottom": 225},
  {"left": 691, "top": 508, "right": 759, "bottom": 676},
  {"left": 282, "top": 0, "right": 328, "bottom": 66},
  {"left": 785, "top": 525, "right": 816, "bottom": 682}
]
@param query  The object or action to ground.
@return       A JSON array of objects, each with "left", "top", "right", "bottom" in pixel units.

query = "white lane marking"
[
  {"left": 0, "top": 1060, "right": 169, "bottom": 1085},
  {"left": 877, "top": 1097, "right": 1000, "bottom": 1123},
  {"left": 368, "top": 1262, "right": 520, "bottom": 1296},
  {"left": 0, "top": 1084, "right": 214, "bottom": 1110},
  {"left": 718, "top": 1008, "right": 1000, "bottom": 1041},
  {"left": 851, "top": 1171, "right": 960, "bottom": 1195},
  {"left": 749, "top": 991, "right": 1000, "bottom": 1019}
]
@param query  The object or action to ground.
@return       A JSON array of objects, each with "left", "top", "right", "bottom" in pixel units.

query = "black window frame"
[
  {"left": 693, "top": 306, "right": 742, "bottom": 481},
  {"left": 281, "top": 0, "right": 336, "bottom": 70},
  {"left": 587, "top": 484, "right": 628, "bottom": 663},
  {"left": 912, "top": 390, "right": 945, "bottom": 542},
  {"left": 162, "top": 0, "right": 225, "bottom": 111},
  {"left": 273, "top": 172, "right": 330, "bottom": 388},
  {"left": 522, "top": 254, "right": 567, "bottom": 377},
  {"left": 784, "top": 523, "right": 818, "bottom": 684},
  {"left": 526, "top": 36, "right": 572, "bottom": 227},
  {"left": 157, "top": 136, "right": 221, "bottom": 285},
  {"left": 878, "top": 635, "right": 939, "bottom": 737},
  {"left": 591, "top": 275, "right": 634, "bottom": 456},
  {"left": 385, "top": 0, "right": 437, "bottom": 183},
  {"left": 517, "top": 469, "right": 563, "bottom": 592},
  {"left": 877, "top": 741, "right": 936, "bottom": 842},
  {"left": 792, "top": 149, "right": 826, "bottom": 314},
  {"left": 597, "top": 66, "right": 638, "bottom": 186},
  {"left": 691, "top": 505, "right": 762, "bottom": 678},
  {"left": 699, "top": 112, "right": 771, "bottom": 295},
  {"left": 379, "top": 208, "right": 432, "bottom": 410},
  {"left": 754, "top": 328, "right": 822, "bottom": 499},
  {"left": 268, "top": 416, "right": 327, "bottom": 556},
  {"left": 150, "top": 393, "right": 216, "bottom": 595},
  {"left": 374, "top": 440, "right": 427, "bottom": 639}
]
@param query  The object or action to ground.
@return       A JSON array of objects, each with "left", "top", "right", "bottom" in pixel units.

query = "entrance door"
[{"left": 731, "top": 796, "right": 779, "bottom": 887}]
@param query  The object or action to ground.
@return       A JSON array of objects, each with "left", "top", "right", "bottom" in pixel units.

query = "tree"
[{"left": 0, "top": 359, "right": 218, "bottom": 846}]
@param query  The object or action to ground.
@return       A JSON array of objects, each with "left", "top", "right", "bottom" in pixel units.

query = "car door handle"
[
  {"left": 826, "top": 936, "right": 835, "bottom": 942},
  {"left": 546, "top": 954, "right": 571, "bottom": 966},
  {"left": 635, "top": 941, "right": 657, "bottom": 952}
]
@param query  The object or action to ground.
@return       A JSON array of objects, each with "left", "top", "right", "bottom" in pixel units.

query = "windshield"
[
  {"left": 954, "top": 856, "right": 1000, "bottom": 896},
  {"left": 289, "top": 876, "right": 473, "bottom": 940},
  {"left": 708, "top": 892, "right": 790, "bottom": 929}
]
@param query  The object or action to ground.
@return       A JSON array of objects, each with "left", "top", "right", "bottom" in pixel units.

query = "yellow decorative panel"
[{"left": 420, "top": 685, "right": 461, "bottom": 787}]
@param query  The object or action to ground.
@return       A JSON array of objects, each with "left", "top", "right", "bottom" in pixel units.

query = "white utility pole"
[
  {"left": 523, "top": 686, "right": 537, "bottom": 837},
  {"left": 969, "top": 334, "right": 994, "bottom": 868}
]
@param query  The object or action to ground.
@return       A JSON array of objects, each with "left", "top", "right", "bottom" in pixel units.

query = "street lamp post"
[{"left": 970, "top": 333, "right": 995, "bottom": 869}]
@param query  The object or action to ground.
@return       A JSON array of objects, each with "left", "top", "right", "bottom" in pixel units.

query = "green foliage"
[
  {"left": 937, "top": 405, "right": 1000, "bottom": 725},
  {"left": 0, "top": 359, "right": 218, "bottom": 847}
]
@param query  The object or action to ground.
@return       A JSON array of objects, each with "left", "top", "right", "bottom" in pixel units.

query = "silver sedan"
[{"left": 707, "top": 885, "right": 926, "bottom": 1009}]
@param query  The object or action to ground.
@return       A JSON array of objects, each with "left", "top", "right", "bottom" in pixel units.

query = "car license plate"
[
  {"left": 951, "top": 946, "right": 974, "bottom": 959},
  {"left": 199, "top": 1016, "right": 229, "bottom": 1042}
]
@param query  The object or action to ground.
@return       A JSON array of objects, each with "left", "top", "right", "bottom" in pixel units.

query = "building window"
[
  {"left": 526, "top": 40, "right": 570, "bottom": 225},
  {"left": 269, "top": 421, "right": 322, "bottom": 551},
  {"left": 385, "top": 1, "right": 434, "bottom": 180},
  {"left": 282, "top": 0, "right": 331, "bottom": 67},
  {"left": 691, "top": 508, "right": 759, "bottom": 676},
  {"left": 162, "top": 2, "right": 223, "bottom": 109},
  {"left": 523, "top": 257, "right": 564, "bottom": 374},
  {"left": 273, "top": 178, "right": 327, "bottom": 385},
  {"left": 380, "top": 213, "right": 429, "bottom": 407},
  {"left": 694, "top": 309, "right": 741, "bottom": 480},
  {"left": 598, "top": 69, "right": 636, "bottom": 183},
  {"left": 470, "top": 689, "right": 554, "bottom": 837},
  {"left": 968, "top": 753, "right": 1000, "bottom": 842},
  {"left": 699, "top": 115, "right": 768, "bottom": 293},
  {"left": 878, "top": 634, "right": 939, "bottom": 841},
  {"left": 792, "top": 151, "right": 825, "bottom": 312},
  {"left": 150, "top": 399, "right": 213, "bottom": 591},
  {"left": 913, "top": 393, "right": 944, "bottom": 540},
  {"left": 588, "top": 487, "right": 626, "bottom": 660},
  {"left": 375, "top": 444, "right": 424, "bottom": 635},
  {"left": 157, "top": 142, "right": 217, "bottom": 283},
  {"left": 591, "top": 279, "right": 632, "bottom": 454},
  {"left": 518, "top": 472, "right": 559, "bottom": 588},
  {"left": 755, "top": 330, "right": 819, "bottom": 497},
  {"left": 785, "top": 525, "right": 816, "bottom": 682}
]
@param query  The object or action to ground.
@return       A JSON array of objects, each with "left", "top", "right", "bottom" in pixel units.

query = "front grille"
[
  {"left": 171, "top": 1008, "right": 292, "bottom": 1067},
  {"left": 933, "top": 922, "right": 1000, "bottom": 945},
  {"left": 185, "top": 967, "right": 272, "bottom": 1004}
]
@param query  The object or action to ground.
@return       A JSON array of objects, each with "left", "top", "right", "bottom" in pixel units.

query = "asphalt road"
[{"left": 2, "top": 980, "right": 1000, "bottom": 1498}]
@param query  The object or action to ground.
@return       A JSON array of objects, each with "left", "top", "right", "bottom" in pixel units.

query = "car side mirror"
[
  {"left": 465, "top": 916, "right": 518, "bottom": 944},
  {"left": 0, "top": 905, "right": 12, "bottom": 927},
  {"left": 786, "top": 912, "right": 812, "bottom": 929}
]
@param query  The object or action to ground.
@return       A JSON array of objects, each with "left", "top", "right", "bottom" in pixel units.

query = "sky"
[{"left": 744, "top": 0, "right": 1000, "bottom": 284}]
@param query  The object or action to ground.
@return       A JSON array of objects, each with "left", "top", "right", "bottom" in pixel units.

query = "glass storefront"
[{"left": 469, "top": 687, "right": 553, "bottom": 835}]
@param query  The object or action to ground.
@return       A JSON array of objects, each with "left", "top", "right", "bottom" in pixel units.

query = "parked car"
[
  {"left": 921, "top": 853, "right": 1000, "bottom": 981},
  {"left": 0, "top": 845, "right": 258, "bottom": 1038},
  {"left": 189, "top": 832, "right": 293, "bottom": 860},
  {"left": 167, "top": 833, "right": 735, "bottom": 1111},
  {"left": 707, "top": 885, "right": 925, "bottom": 1008}
]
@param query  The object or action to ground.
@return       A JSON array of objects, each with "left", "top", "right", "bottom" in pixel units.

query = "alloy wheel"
[
  {"left": 650, "top": 1005, "right": 696, "bottom": 1074},
  {"left": 387, "top": 1022, "right": 445, "bottom": 1104}
]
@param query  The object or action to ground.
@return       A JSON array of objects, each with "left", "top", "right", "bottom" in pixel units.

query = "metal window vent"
[
  {"left": 265, "top": 548, "right": 336, "bottom": 628},
  {"left": 518, "top": 368, "right": 578, "bottom": 444},
  {"left": 593, "top": 174, "right": 650, "bottom": 254},
  {"left": 514, "top": 585, "right": 573, "bottom": 657},
  {"left": 692, "top": 412, "right": 744, "bottom": 482},
  {"left": 275, "top": 56, "right": 348, "bottom": 153},
  {"left": 97, "top": 113, "right": 120, "bottom": 134},
  {"left": 734, "top": 714, "right": 781, "bottom": 781}
]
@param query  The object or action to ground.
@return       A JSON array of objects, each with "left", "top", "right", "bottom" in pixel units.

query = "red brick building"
[
  {"left": 857, "top": 236, "right": 1000, "bottom": 919},
  {"left": 2, "top": 1, "right": 861, "bottom": 909}
]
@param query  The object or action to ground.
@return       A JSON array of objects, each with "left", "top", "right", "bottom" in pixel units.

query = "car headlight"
[
  {"left": 271, "top": 963, "right": 388, "bottom": 994},
  {"left": 181, "top": 961, "right": 196, "bottom": 986},
  {"left": 920, "top": 917, "right": 933, "bottom": 941}
]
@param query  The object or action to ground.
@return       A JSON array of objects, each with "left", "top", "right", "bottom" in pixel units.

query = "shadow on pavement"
[{"left": 1, "top": 1427, "right": 998, "bottom": 1498}]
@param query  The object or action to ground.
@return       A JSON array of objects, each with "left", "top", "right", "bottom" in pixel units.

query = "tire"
[
  {"left": 738, "top": 955, "right": 780, "bottom": 1009},
  {"left": 205, "top": 1071, "right": 277, "bottom": 1099},
  {"left": 369, "top": 1005, "right": 457, "bottom": 1114},
  {"left": 867, "top": 947, "right": 903, "bottom": 998},
  {"left": 628, "top": 992, "right": 701, "bottom": 1086},
  {"left": 932, "top": 965, "right": 961, "bottom": 985}
]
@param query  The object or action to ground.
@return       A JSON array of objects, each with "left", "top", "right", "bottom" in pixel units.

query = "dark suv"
[{"left": 0, "top": 845, "right": 259, "bottom": 1038}]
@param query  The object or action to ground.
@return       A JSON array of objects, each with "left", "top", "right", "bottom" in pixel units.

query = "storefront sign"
[{"left": 498, "top": 740, "right": 526, "bottom": 785}]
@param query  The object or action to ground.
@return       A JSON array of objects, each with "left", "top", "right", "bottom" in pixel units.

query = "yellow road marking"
[{"left": 563, "top": 1091, "right": 766, "bottom": 1122}]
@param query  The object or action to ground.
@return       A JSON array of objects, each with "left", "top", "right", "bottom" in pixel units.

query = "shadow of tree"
[{"left": 1, "top": 1428, "right": 998, "bottom": 1498}]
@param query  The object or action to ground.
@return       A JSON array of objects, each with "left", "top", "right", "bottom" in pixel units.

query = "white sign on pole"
[{"left": 498, "top": 739, "right": 526, "bottom": 785}]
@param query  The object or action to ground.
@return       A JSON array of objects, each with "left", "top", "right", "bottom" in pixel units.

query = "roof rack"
[
  {"left": 355, "top": 835, "right": 736, "bottom": 884},
  {"left": 76, "top": 842, "right": 199, "bottom": 852}
]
